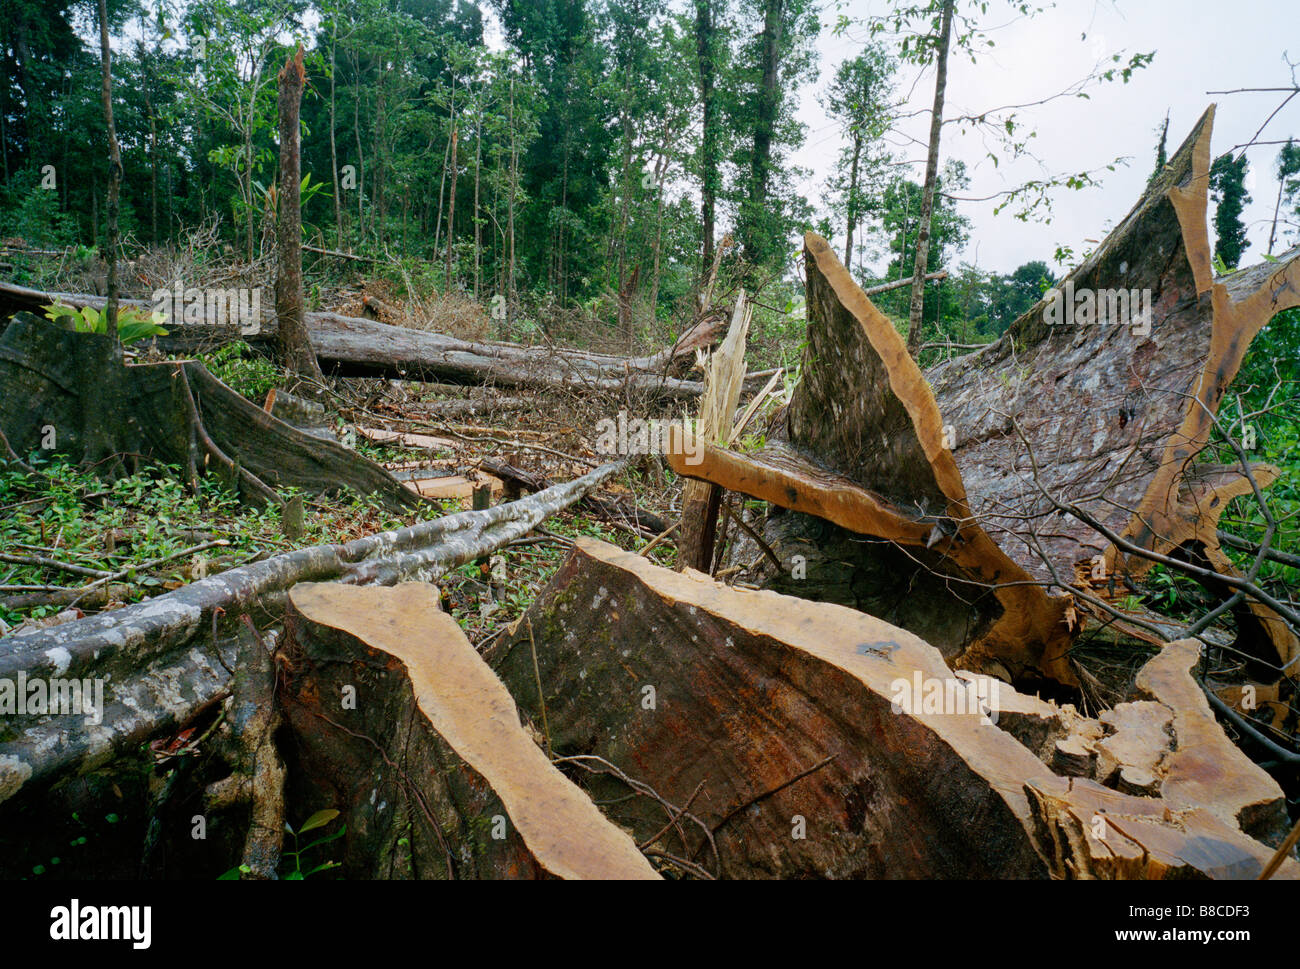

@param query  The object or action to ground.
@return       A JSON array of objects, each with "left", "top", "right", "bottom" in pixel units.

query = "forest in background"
[{"left": 4, "top": 0, "right": 1250, "bottom": 355}]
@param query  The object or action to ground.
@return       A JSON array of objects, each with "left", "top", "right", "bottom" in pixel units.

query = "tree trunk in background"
[
  {"left": 474, "top": 83, "right": 482, "bottom": 300},
  {"left": 445, "top": 125, "right": 458, "bottom": 292},
  {"left": 508, "top": 82, "right": 519, "bottom": 335},
  {"left": 275, "top": 46, "right": 323, "bottom": 382},
  {"left": 844, "top": 131, "right": 861, "bottom": 268},
  {"left": 695, "top": 0, "right": 718, "bottom": 272},
  {"left": 96, "top": 0, "right": 121, "bottom": 350},
  {"left": 352, "top": 58, "right": 365, "bottom": 243},
  {"left": 905, "top": 0, "right": 953, "bottom": 356},
  {"left": 740, "top": 0, "right": 785, "bottom": 266},
  {"left": 329, "top": 20, "right": 342, "bottom": 246}
]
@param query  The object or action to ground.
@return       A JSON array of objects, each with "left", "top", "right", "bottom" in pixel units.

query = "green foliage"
[
  {"left": 1210, "top": 152, "right": 1251, "bottom": 270},
  {"left": 0, "top": 456, "right": 407, "bottom": 630},
  {"left": 0, "top": 171, "right": 79, "bottom": 250},
  {"left": 41, "top": 299, "right": 169, "bottom": 344},
  {"left": 1190, "top": 306, "right": 1300, "bottom": 606},
  {"left": 199, "top": 341, "right": 280, "bottom": 400}
]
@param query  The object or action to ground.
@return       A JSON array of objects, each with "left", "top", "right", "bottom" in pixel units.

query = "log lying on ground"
[
  {"left": 283, "top": 582, "right": 659, "bottom": 879},
  {"left": 0, "top": 313, "right": 420, "bottom": 513},
  {"left": 0, "top": 461, "right": 624, "bottom": 811},
  {"left": 0, "top": 283, "right": 747, "bottom": 400},
  {"left": 664, "top": 105, "right": 1300, "bottom": 686},
  {"left": 488, "top": 537, "right": 1296, "bottom": 879}
]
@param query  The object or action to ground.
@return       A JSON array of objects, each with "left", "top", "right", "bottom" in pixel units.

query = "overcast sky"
[{"left": 796, "top": 0, "right": 1300, "bottom": 275}]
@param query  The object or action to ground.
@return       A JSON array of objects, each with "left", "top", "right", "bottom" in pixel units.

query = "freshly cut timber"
[
  {"left": 283, "top": 582, "right": 659, "bottom": 879},
  {"left": 488, "top": 537, "right": 1296, "bottom": 879},
  {"left": 0, "top": 461, "right": 625, "bottom": 812},
  {"left": 0, "top": 313, "right": 420, "bottom": 513},
  {"left": 664, "top": 105, "right": 1300, "bottom": 686},
  {"left": 0, "top": 282, "right": 739, "bottom": 400}
]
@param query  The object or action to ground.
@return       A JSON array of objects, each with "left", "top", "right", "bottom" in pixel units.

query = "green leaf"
[{"left": 297, "top": 808, "right": 340, "bottom": 834}]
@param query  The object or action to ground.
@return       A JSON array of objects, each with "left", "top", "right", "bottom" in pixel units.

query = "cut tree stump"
[
  {"left": 663, "top": 105, "right": 1300, "bottom": 688},
  {"left": 0, "top": 313, "right": 420, "bottom": 513},
  {"left": 487, "top": 537, "right": 1296, "bottom": 879},
  {"left": 282, "top": 582, "right": 659, "bottom": 879}
]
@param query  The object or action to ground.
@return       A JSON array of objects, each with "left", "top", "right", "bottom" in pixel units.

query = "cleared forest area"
[{"left": 1, "top": 0, "right": 1299, "bottom": 896}]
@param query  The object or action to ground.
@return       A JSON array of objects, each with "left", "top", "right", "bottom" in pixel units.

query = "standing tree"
[
  {"left": 275, "top": 44, "right": 323, "bottom": 382},
  {"left": 902, "top": 0, "right": 952, "bottom": 355},
  {"left": 1268, "top": 138, "right": 1300, "bottom": 255},
  {"left": 822, "top": 44, "right": 895, "bottom": 273},
  {"left": 734, "top": 0, "right": 819, "bottom": 270},
  {"left": 96, "top": 0, "right": 122, "bottom": 347},
  {"left": 694, "top": 0, "right": 724, "bottom": 271},
  {"left": 840, "top": 0, "right": 1153, "bottom": 354},
  {"left": 1210, "top": 151, "right": 1251, "bottom": 269}
]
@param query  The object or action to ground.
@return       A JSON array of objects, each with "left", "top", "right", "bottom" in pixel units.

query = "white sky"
[{"left": 794, "top": 0, "right": 1300, "bottom": 274}]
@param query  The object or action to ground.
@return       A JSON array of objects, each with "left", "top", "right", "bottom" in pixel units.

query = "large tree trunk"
[
  {"left": 663, "top": 107, "right": 1300, "bottom": 693},
  {"left": 486, "top": 538, "right": 1295, "bottom": 878}
]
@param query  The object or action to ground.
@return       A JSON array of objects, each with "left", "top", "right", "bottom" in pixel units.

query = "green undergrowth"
[
  {"left": 0, "top": 454, "right": 672, "bottom": 644},
  {"left": 0, "top": 454, "right": 412, "bottom": 630}
]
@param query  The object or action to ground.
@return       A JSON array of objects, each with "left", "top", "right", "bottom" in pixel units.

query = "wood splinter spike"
[
  {"left": 284, "top": 581, "right": 660, "bottom": 880},
  {"left": 666, "top": 104, "right": 1300, "bottom": 686}
]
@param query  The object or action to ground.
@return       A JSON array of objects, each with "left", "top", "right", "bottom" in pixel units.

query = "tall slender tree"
[
  {"left": 275, "top": 45, "right": 323, "bottom": 381},
  {"left": 1210, "top": 152, "right": 1251, "bottom": 269},
  {"left": 904, "top": 0, "right": 952, "bottom": 355},
  {"left": 96, "top": 0, "right": 122, "bottom": 347}
]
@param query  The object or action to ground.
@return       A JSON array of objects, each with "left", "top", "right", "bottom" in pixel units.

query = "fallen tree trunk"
[
  {"left": 663, "top": 105, "right": 1300, "bottom": 689},
  {"left": 488, "top": 537, "right": 1296, "bottom": 879},
  {"left": 0, "top": 460, "right": 624, "bottom": 815},
  {"left": 480, "top": 456, "right": 670, "bottom": 534},
  {"left": 0, "top": 283, "right": 746, "bottom": 399},
  {"left": 282, "top": 581, "right": 660, "bottom": 879}
]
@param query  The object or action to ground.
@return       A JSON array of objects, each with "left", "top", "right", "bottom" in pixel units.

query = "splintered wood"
[{"left": 664, "top": 105, "right": 1300, "bottom": 687}]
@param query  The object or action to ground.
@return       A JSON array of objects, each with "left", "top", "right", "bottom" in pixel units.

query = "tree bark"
[
  {"left": 275, "top": 46, "right": 323, "bottom": 382},
  {"left": 665, "top": 107, "right": 1300, "bottom": 688},
  {"left": 488, "top": 538, "right": 1294, "bottom": 878},
  {"left": 283, "top": 581, "right": 660, "bottom": 879}
]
